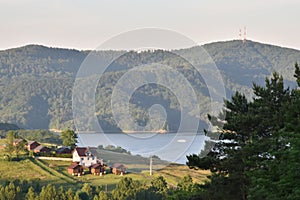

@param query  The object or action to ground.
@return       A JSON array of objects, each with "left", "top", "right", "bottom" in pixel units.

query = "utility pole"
[{"left": 150, "top": 156, "right": 153, "bottom": 176}]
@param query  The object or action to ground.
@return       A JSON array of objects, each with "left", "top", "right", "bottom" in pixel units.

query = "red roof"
[
  {"left": 34, "top": 145, "right": 49, "bottom": 151},
  {"left": 112, "top": 163, "right": 126, "bottom": 169},
  {"left": 13, "top": 139, "right": 24, "bottom": 144},
  {"left": 90, "top": 163, "right": 102, "bottom": 169},
  {"left": 68, "top": 162, "right": 82, "bottom": 169},
  {"left": 74, "top": 147, "right": 93, "bottom": 157},
  {"left": 27, "top": 141, "right": 39, "bottom": 146}
]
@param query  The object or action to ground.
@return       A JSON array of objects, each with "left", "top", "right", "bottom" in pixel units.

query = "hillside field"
[{"left": 0, "top": 158, "right": 209, "bottom": 191}]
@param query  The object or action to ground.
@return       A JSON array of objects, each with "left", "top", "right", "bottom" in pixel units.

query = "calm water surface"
[{"left": 77, "top": 132, "right": 209, "bottom": 164}]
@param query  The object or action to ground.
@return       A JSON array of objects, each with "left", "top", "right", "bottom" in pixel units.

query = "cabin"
[
  {"left": 33, "top": 145, "right": 50, "bottom": 153},
  {"left": 68, "top": 162, "right": 84, "bottom": 176},
  {"left": 0, "top": 144, "right": 6, "bottom": 150},
  {"left": 111, "top": 163, "right": 126, "bottom": 175},
  {"left": 13, "top": 138, "right": 25, "bottom": 146},
  {"left": 72, "top": 147, "right": 97, "bottom": 167},
  {"left": 90, "top": 163, "right": 105, "bottom": 175},
  {"left": 27, "top": 141, "right": 40, "bottom": 151},
  {"left": 56, "top": 146, "right": 71, "bottom": 154}
]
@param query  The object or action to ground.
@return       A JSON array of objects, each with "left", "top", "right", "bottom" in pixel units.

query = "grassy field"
[
  {"left": 0, "top": 146, "right": 209, "bottom": 192},
  {"left": 40, "top": 159, "right": 209, "bottom": 191},
  {"left": 0, "top": 158, "right": 80, "bottom": 189},
  {"left": 95, "top": 149, "right": 170, "bottom": 169}
]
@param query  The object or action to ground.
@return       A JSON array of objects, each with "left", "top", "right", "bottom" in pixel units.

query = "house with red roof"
[
  {"left": 90, "top": 163, "right": 106, "bottom": 175},
  {"left": 111, "top": 163, "right": 126, "bottom": 175},
  {"left": 27, "top": 141, "right": 40, "bottom": 151},
  {"left": 33, "top": 145, "right": 50, "bottom": 153},
  {"left": 67, "top": 162, "right": 84, "bottom": 176},
  {"left": 72, "top": 147, "right": 98, "bottom": 167}
]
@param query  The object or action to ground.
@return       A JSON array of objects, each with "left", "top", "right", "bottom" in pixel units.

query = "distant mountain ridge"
[{"left": 0, "top": 40, "right": 299, "bottom": 130}]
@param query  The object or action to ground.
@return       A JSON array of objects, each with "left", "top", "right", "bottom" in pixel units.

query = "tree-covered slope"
[{"left": 0, "top": 40, "right": 299, "bottom": 130}]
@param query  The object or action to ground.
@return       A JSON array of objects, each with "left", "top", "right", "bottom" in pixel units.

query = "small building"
[
  {"left": 27, "top": 141, "right": 40, "bottom": 151},
  {"left": 0, "top": 135, "right": 5, "bottom": 139},
  {"left": 90, "top": 163, "right": 105, "bottom": 175},
  {"left": 13, "top": 138, "right": 25, "bottom": 146},
  {"left": 72, "top": 147, "right": 97, "bottom": 167},
  {"left": 56, "top": 147, "right": 71, "bottom": 154},
  {"left": 68, "top": 162, "right": 84, "bottom": 176},
  {"left": 112, "top": 163, "right": 126, "bottom": 175},
  {"left": 33, "top": 145, "right": 50, "bottom": 153}
]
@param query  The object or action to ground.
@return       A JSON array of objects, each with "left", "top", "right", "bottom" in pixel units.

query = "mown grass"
[
  {"left": 41, "top": 159, "right": 209, "bottom": 191},
  {"left": 96, "top": 149, "right": 170, "bottom": 168},
  {"left": 153, "top": 164, "right": 210, "bottom": 186},
  {"left": 0, "top": 151, "right": 210, "bottom": 192},
  {"left": 0, "top": 158, "right": 73, "bottom": 187}
]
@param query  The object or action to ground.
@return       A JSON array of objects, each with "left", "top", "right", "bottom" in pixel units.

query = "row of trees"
[
  {"left": 0, "top": 175, "right": 200, "bottom": 200},
  {"left": 187, "top": 63, "right": 300, "bottom": 199},
  {"left": 3, "top": 131, "right": 27, "bottom": 160},
  {"left": 2, "top": 129, "right": 76, "bottom": 161}
]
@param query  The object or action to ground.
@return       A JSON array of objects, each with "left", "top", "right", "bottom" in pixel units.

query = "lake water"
[{"left": 77, "top": 132, "right": 209, "bottom": 164}]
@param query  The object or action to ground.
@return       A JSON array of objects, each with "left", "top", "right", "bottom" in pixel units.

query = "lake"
[{"left": 77, "top": 132, "right": 209, "bottom": 164}]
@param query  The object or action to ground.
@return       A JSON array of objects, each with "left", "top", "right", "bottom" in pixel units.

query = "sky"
[{"left": 1, "top": 0, "right": 300, "bottom": 50}]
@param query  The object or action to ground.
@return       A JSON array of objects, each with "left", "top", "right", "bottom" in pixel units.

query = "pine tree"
[
  {"left": 4, "top": 131, "right": 16, "bottom": 160},
  {"left": 66, "top": 188, "right": 74, "bottom": 200},
  {"left": 81, "top": 183, "right": 93, "bottom": 200},
  {"left": 0, "top": 186, "right": 5, "bottom": 200},
  {"left": 94, "top": 191, "right": 108, "bottom": 200},
  {"left": 39, "top": 184, "right": 58, "bottom": 200},
  {"left": 73, "top": 191, "right": 81, "bottom": 200},
  {"left": 177, "top": 174, "right": 194, "bottom": 192},
  {"left": 5, "top": 182, "right": 16, "bottom": 200},
  {"left": 98, "top": 191, "right": 108, "bottom": 200},
  {"left": 26, "top": 187, "right": 36, "bottom": 200},
  {"left": 58, "top": 186, "right": 67, "bottom": 200},
  {"left": 293, "top": 62, "right": 300, "bottom": 86},
  {"left": 150, "top": 176, "right": 168, "bottom": 195},
  {"left": 187, "top": 71, "right": 291, "bottom": 199},
  {"left": 112, "top": 177, "right": 141, "bottom": 200}
]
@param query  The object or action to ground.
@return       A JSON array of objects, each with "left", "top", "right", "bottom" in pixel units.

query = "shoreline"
[
  {"left": 49, "top": 128, "right": 62, "bottom": 133},
  {"left": 52, "top": 129, "right": 170, "bottom": 134},
  {"left": 123, "top": 129, "right": 168, "bottom": 134}
]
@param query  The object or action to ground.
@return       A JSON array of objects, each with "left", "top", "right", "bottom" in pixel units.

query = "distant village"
[
  {"left": 0, "top": 136, "right": 127, "bottom": 177},
  {"left": 69, "top": 147, "right": 126, "bottom": 176}
]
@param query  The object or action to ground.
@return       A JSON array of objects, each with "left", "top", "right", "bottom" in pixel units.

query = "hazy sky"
[{"left": 1, "top": 0, "right": 300, "bottom": 50}]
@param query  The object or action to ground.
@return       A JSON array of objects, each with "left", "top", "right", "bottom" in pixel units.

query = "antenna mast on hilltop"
[
  {"left": 239, "top": 29, "right": 242, "bottom": 40},
  {"left": 243, "top": 26, "right": 247, "bottom": 43},
  {"left": 239, "top": 27, "right": 247, "bottom": 44}
]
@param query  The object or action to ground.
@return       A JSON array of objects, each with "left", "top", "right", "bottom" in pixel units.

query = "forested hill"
[{"left": 0, "top": 40, "right": 299, "bottom": 130}]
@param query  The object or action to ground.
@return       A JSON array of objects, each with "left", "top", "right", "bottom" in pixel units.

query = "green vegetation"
[
  {"left": 0, "top": 42, "right": 300, "bottom": 199},
  {"left": 0, "top": 157, "right": 208, "bottom": 199},
  {"left": 60, "top": 129, "right": 77, "bottom": 149},
  {"left": 0, "top": 123, "right": 19, "bottom": 131},
  {"left": 13, "top": 129, "right": 62, "bottom": 145},
  {"left": 187, "top": 64, "right": 300, "bottom": 199},
  {"left": 0, "top": 41, "right": 299, "bottom": 131},
  {"left": 2, "top": 131, "right": 27, "bottom": 161},
  {"left": 0, "top": 129, "right": 62, "bottom": 161},
  {"left": 98, "top": 145, "right": 131, "bottom": 155},
  {"left": 0, "top": 159, "right": 72, "bottom": 185},
  {"left": 0, "top": 128, "right": 62, "bottom": 145},
  {"left": 0, "top": 175, "right": 205, "bottom": 200}
]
